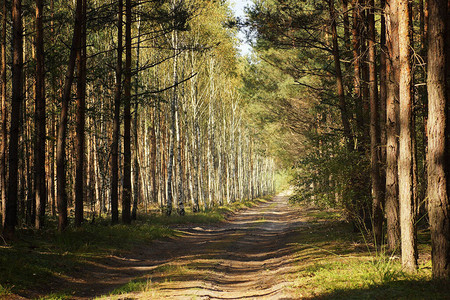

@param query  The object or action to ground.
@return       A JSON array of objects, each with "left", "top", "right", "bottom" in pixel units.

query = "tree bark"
[
  {"left": 35, "top": 0, "right": 47, "bottom": 229},
  {"left": 190, "top": 57, "right": 199, "bottom": 212},
  {"left": 75, "top": 0, "right": 86, "bottom": 227},
  {"left": 380, "top": 0, "right": 387, "bottom": 174},
  {"left": 352, "top": 0, "right": 363, "bottom": 134},
  {"left": 176, "top": 98, "right": 185, "bottom": 215},
  {"left": 398, "top": 0, "right": 418, "bottom": 271},
  {"left": 0, "top": 0, "right": 7, "bottom": 228},
  {"left": 111, "top": 0, "right": 123, "bottom": 225},
  {"left": 367, "top": 0, "right": 384, "bottom": 246},
  {"left": 132, "top": 3, "right": 141, "bottom": 220},
  {"left": 426, "top": 0, "right": 450, "bottom": 279},
  {"left": 4, "top": 0, "right": 23, "bottom": 238},
  {"left": 385, "top": 0, "right": 401, "bottom": 252},
  {"left": 122, "top": 0, "right": 132, "bottom": 224},
  {"left": 329, "top": 0, "right": 353, "bottom": 148},
  {"left": 152, "top": 105, "right": 158, "bottom": 204},
  {"left": 341, "top": 0, "right": 351, "bottom": 49},
  {"left": 166, "top": 26, "right": 179, "bottom": 216},
  {"left": 56, "top": 0, "right": 83, "bottom": 231}
]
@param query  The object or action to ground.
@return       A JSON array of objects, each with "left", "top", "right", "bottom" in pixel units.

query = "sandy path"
[{"left": 69, "top": 191, "right": 303, "bottom": 299}]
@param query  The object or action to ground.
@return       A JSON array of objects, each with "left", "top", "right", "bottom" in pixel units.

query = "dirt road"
[{"left": 73, "top": 191, "right": 304, "bottom": 299}]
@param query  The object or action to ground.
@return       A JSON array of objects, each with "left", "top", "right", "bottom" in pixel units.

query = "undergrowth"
[{"left": 288, "top": 204, "right": 450, "bottom": 299}]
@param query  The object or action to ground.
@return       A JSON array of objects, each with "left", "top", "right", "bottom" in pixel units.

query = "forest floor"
[
  {"left": 71, "top": 190, "right": 302, "bottom": 299},
  {"left": 94, "top": 190, "right": 304, "bottom": 299},
  {"left": 3, "top": 191, "right": 450, "bottom": 299}
]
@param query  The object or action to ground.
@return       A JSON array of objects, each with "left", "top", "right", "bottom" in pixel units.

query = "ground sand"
[{"left": 49, "top": 191, "right": 305, "bottom": 299}]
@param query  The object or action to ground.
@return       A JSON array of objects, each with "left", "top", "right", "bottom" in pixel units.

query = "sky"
[{"left": 230, "top": 0, "right": 253, "bottom": 56}]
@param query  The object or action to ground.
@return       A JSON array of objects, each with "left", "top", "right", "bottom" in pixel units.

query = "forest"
[
  {"left": 0, "top": 0, "right": 449, "bottom": 298},
  {"left": 243, "top": 0, "right": 450, "bottom": 279},
  {"left": 1, "top": 0, "right": 275, "bottom": 231}
]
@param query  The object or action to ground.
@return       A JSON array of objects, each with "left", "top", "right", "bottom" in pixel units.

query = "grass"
[
  {"left": 0, "top": 197, "right": 267, "bottom": 298},
  {"left": 0, "top": 284, "right": 12, "bottom": 296},
  {"left": 108, "top": 278, "right": 153, "bottom": 295},
  {"left": 139, "top": 196, "right": 268, "bottom": 227},
  {"left": 0, "top": 221, "right": 175, "bottom": 297},
  {"left": 286, "top": 204, "right": 450, "bottom": 299},
  {"left": 98, "top": 263, "right": 199, "bottom": 299}
]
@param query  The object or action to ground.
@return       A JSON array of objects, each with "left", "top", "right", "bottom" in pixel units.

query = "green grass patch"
[
  {"left": 0, "top": 283, "right": 12, "bottom": 296},
  {"left": 108, "top": 277, "right": 152, "bottom": 295},
  {"left": 0, "top": 221, "right": 174, "bottom": 296},
  {"left": 134, "top": 197, "right": 268, "bottom": 227},
  {"left": 97, "top": 264, "right": 199, "bottom": 299},
  {"left": 287, "top": 203, "right": 449, "bottom": 299}
]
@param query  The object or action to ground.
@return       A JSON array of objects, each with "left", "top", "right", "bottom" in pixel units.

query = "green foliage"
[
  {"left": 274, "top": 169, "right": 294, "bottom": 192},
  {"left": 290, "top": 138, "right": 371, "bottom": 223},
  {"left": 241, "top": 50, "right": 311, "bottom": 168},
  {"left": 0, "top": 284, "right": 12, "bottom": 296},
  {"left": 242, "top": 0, "right": 370, "bottom": 217},
  {"left": 244, "top": 0, "right": 377, "bottom": 225}
]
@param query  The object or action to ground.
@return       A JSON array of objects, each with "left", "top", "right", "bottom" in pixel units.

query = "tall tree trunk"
[
  {"left": 208, "top": 59, "right": 216, "bottom": 206},
  {"left": 385, "top": 0, "right": 401, "bottom": 252},
  {"left": 152, "top": 105, "right": 158, "bottom": 204},
  {"left": 190, "top": 60, "right": 199, "bottom": 212},
  {"left": 4, "top": 0, "right": 23, "bottom": 238},
  {"left": 367, "top": 0, "right": 384, "bottom": 246},
  {"left": 379, "top": 0, "right": 387, "bottom": 224},
  {"left": 398, "top": 0, "right": 418, "bottom": 271},
  {"left": 380, "top": 0, "right": 387, "bottom": 165},
  {"left": 341, "top": 0, "right": 351, "bottom": 49},
  {"left": 56, "top": 0, "right": 83, "bottom": 231},
  {"left": 361, "top": 39, "right": 370, "bottom": 142},
  {"left": 75, "top": 0, "right": 86, "bottom": 227},
  {"left": 176, "top": 98, "right": 184, "bottom": 215},
  {"left": 132, "top": 2, "right": 141, "bottom": 220},
  {"left": 51, "top": 112, "right": 56, "bottom": 217},
  {"left": 122, "top": 0, "right": 132, "bottom": 224},
  {"left": 0, "top": 0, "right": 7, "bottom": 227},
  {"left": 48, "top": 0, "right": 56, "bottom": 218},
  {"left": 111, "top": 0, "right": 123, "bottom": 225},
  {"left": 329, "top": 0, "right": 353, "bottom": 148},
  {"left": 352, "top": 0, "right": 363, "bottom": 134},
  {"left": 426, "top": 0, "right": 450, "bottom": 279},
  {"left": 35, "top": 0, "right": 46, "bottom": 229},
  {"left": 25, "top": 71, "right": 32, "bottom": 224},
  {"left": 418, "top": 0, "right": 428, "bottom": 205},
  {"left": 166, "top": 26, "right": 179, "bottom": 216},
  {"left": 175, "top": 50, "right": 184, "bottom": 215}
]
